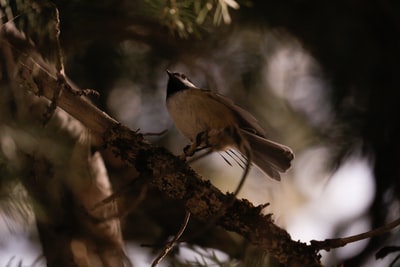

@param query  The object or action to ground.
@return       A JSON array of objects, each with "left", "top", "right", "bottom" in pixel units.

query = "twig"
[
  {"left": 311, "top": 217, "right": 400, "bottom": 251},
  {"left": 151, "top": 211, "right": 191, "bottom": 266}
]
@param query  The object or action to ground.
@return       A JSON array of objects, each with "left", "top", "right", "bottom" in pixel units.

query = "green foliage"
[
  {"left": 1, "top": 0, "right": 250, "bottom": 41},
  {"left": 145, "top": 0, "right": 248, "bottom": 38},
  {"left": 1, "top": 0, "right": 61, "bottom": 61}
]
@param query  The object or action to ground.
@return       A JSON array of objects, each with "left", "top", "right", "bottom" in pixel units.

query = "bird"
[{"left": 165, "top": 70, "right": 294, "bottom": 186}]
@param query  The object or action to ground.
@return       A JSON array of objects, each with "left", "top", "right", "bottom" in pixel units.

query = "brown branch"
[
  {"left": 152, "top": 211, "right": 191, "bottom": 266},
  {"left": 311, "top": 217, "right": 400, "bottom": 251}
]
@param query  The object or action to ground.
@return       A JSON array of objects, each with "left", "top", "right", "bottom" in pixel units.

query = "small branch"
[
  {"left": 311, "top": 217, "right": 400, "bottom": 251},
  {"left": 152, "top": 211, "right": 191, "bottom": 266}
]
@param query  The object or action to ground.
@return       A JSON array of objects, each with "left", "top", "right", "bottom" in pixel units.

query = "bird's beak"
[{"left": 166, "top": 69, "right": 172, "bottom": 77}]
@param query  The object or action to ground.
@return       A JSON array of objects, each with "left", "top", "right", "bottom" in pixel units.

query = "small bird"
[{"left": 166, "top": 70, "right": 294, "bottom": 184}]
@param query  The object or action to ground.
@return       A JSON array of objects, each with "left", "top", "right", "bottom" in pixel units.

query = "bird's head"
[{"left": 166, "top": 70, "right": 197, "bottom": 96}]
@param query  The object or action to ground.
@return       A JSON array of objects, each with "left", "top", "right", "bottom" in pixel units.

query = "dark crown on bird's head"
[{"left": 166, "top": 70, "right": 197, "bottom": 97}]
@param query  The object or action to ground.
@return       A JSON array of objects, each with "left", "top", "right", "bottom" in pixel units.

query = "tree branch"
[{"left": 311, "top": 217, "right": 400, "bottom": 252}]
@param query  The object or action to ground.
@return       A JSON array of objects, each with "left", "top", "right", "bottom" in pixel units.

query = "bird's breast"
[{"left": 166, "top": 89, "right": 237, "bottom": 141}]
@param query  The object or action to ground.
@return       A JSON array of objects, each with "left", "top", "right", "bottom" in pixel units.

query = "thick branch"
[{"left": 134, "top": 146, "right": 321, "bottom": 266}]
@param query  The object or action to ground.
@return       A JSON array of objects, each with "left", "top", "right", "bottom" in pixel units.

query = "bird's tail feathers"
[{"left": 241, "top": 130, "right": 294, "bottom": 181}]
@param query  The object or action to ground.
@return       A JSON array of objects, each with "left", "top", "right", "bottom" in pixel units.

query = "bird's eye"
[{"left": 180, "top": 74, "right": 187, "bottom": 79}]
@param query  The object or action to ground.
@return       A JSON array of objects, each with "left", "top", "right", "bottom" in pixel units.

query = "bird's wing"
[{"left": 201, "top": 89, "right": 266, "bottom": 137}]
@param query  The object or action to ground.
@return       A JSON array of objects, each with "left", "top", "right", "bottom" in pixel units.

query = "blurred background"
[{"left": 1, "top": 0, "right": 399, "bottom": 266}]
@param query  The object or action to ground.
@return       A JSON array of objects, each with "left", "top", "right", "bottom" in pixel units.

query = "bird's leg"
[
  {"left": 180, "top": 131, "right": 210, "bottom": 160},
  {"left": 182, "top": 143, "right": 197, "bottom": 158}
]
